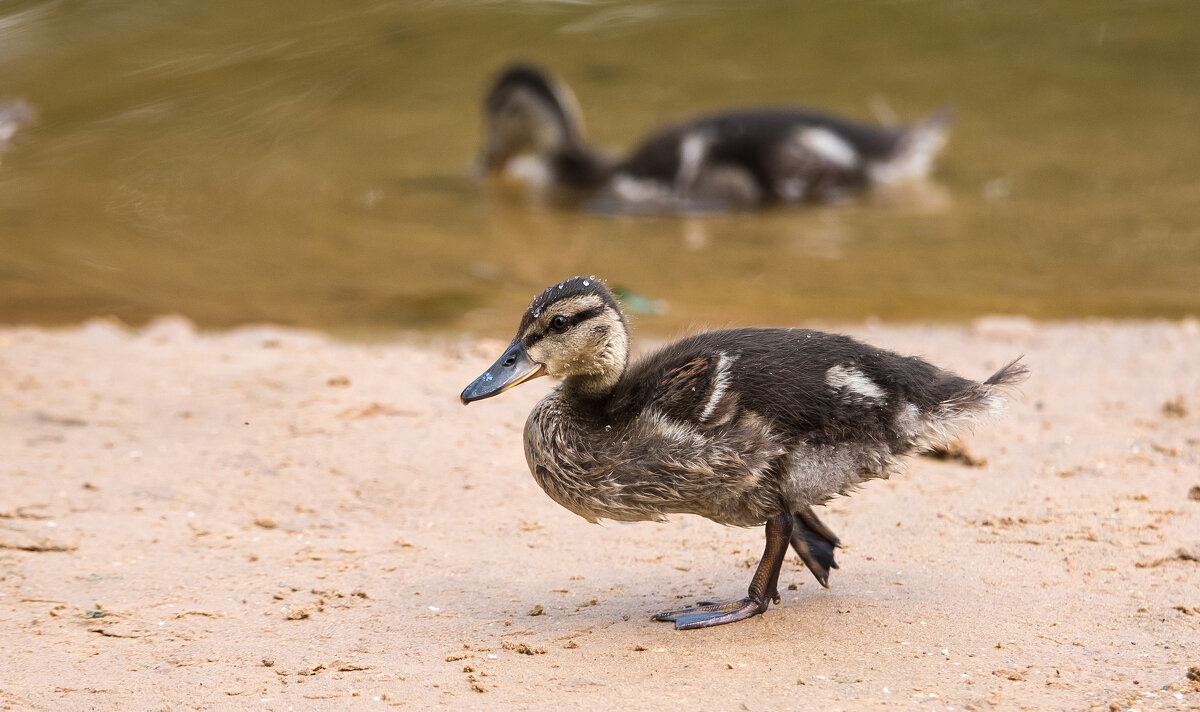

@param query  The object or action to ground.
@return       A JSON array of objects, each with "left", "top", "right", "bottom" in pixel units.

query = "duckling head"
[
  {"left": 479, "top": 63, "right": 586, "bottom": 177},
  {"left": 461, "top": 276, "right": 629, "bottom": 404}
]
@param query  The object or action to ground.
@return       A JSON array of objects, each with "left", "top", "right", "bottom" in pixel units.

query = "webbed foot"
[
  {"left": 652, "top": 596, "right": 770, "bottom": 630},
  {"left": 652, "top": 512, "right": 793, "bottom": 630},
  {"left": 791, "top": 506, "right": 841, "bottom": 587}
]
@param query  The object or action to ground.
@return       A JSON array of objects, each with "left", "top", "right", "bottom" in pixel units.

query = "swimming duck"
[
  {"left": 479, "top": 64, "right": 951, "bottom": 210},
  {"left": 461, "top": 277, "right": 1026, "bottom": 630}
]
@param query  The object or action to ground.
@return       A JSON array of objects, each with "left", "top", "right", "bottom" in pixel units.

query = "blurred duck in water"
[
  {"left": 461, "top": 276, "right": 1025, "bottom": 629},
  {"left": 478, "top": 64, "right": 951, "bottom": 211},
  {"left": 0, "top": 100, "right": 35, "bottom": 163}
]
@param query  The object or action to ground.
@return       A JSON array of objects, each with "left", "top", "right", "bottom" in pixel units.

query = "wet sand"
[{"left": 1, "top": 317, "right": 1198, "bottom": 710}]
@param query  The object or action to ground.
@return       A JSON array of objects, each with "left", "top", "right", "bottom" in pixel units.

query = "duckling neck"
[
  {"left": 552, "top": 143, "right": 612, "bottom": 189},
  {"left": 561, "top": 366, "right": 625, "bottom": 400},
  {"left": 559, "top": 317, "right": 630, "bottom": 398}
]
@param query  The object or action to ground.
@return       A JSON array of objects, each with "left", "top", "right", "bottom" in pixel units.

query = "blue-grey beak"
[{"left": 460, "top": 342, "right": 546, "bottom": 404}]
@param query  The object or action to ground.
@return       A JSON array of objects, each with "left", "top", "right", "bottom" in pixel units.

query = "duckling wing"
[
  {"left": 613, "top": 329, "right": 836, "bottom": 432},
  {"left": 611, "top": 331, "right": 798, "bottom": 431},
  {"left": 641, "top": 353, "right": 736, "bottom": 426}
]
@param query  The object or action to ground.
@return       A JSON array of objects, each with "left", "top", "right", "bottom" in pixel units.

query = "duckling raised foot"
[
  {"left": 480, "top": 63, "right": 951, "bottom": 211},
  {"left": 791, "top": 505, "right": 841, "bottom": 587},
  {"left": 461, "top": 277, "right": 1027, "bottom": 630}
]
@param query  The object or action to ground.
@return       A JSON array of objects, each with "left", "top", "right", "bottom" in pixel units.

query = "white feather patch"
[
  {"left": 699, "top": 352, "right": 735, "bottom": 423},
  {"left": 825, "top": 365, "right": 885, "bottom": 401},
  {"left": 799, "top": 127, "right": 859, "bottom": 168},
  {"left": 676, "top": 130, "right": 712, "bottom": 190},
  {"left": 894, "top": 402, "right": 922, "bottom": 437},
  {"left": 611, "top": 173, "right": 672, "bottom": 203},
  {"left": 505, "top": 155, "right": 554, "bottom": 188}
]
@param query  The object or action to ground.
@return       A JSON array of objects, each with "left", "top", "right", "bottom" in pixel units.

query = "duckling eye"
[{"left": 550, "top": 315, "right": 569, "bottom": 332}]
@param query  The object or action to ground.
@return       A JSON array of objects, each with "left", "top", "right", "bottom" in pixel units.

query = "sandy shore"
[{"left": 1, "top": 317, "right": 1198, "bottom": 711}]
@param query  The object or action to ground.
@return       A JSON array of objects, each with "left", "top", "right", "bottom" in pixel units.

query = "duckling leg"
[
  {"left": 790, "top": 506, "right": 841, "bottom": 588},
  {"left": 652, "top": 512, "right": 793, "bottom": 630}
]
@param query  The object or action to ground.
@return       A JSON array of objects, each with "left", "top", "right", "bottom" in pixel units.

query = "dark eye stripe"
[
  {"left": 563, "top": 306, "right": 605, "bottom": 329},
  {"left": 524, "top": 306, "right": 606, "bottom": 347}
]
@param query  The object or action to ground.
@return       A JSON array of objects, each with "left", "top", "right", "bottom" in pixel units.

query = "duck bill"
[{"left": 460, "top": 342, "right": 546, "bottom": 404}]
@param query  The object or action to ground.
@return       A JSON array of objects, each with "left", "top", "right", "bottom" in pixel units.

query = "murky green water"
[{"left": 1, "top": 1, "right": 1198, "bottom": 338}]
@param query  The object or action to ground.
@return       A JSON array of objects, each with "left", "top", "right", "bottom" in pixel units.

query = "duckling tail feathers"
[
  {"left": 870, "top": 105, "right": 953, "bottom": 185},
  {"left": 983, "top": 356, "right": 1030, "bottom": 389},
  {"left": 908, "top": 357, "right": 1027, "bottom": 453},
  {"left": 938, "top": 356, "right": 1029, "bottom": 421}
]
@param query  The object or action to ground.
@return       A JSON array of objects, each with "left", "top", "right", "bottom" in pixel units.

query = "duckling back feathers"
[
  {"left": 621, "top": 110, "right": 903, "bottom": 197},
  {"left": 515, "top": 278, "right": 1027, "bottom": 527}
]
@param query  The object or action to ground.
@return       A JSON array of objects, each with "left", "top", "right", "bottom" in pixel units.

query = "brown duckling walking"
[{"left": 461, "top": 277, "right": 1026, "bottom": 629}]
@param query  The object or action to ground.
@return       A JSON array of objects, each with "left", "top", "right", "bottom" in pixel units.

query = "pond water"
[{"left": 1, "top": 0, "right": 1198, "bottom": 338}]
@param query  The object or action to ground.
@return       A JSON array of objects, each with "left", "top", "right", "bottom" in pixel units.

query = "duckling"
[
  {"left": 479, "top": 63, "right": 951, "bottom": 210},
  {"left": 461, "top": 277, "right": 1027, "bottom": 630}
]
